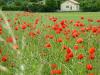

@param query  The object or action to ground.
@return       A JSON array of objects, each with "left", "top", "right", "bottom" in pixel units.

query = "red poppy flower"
[
  {"left": 7, "top": 19, "right": 11, "bottom": 22},
  {"left": 86, "top": 64, "right": 93, "bottom": 70},
  {"left": 65, "top": 52, "right": 74, "bottom": 62},
  {"left": 72, "top": 32, "right": 79, "bottom": 38},
  {"left": 66, "top": 52, "right": 73, "bottom": 58},
  {"left": 96, "top": 19, "right": 100, "bottom": 23},
  {"left": 88, "top": 19, "right": 93, "bottom": 22},
  {"left": 22, "top": 24, "right": 27, "bottom": 30},
  {"left": 81, "top": 16, "right": 84, "bottom": 20},
  {"left": 53, "top": 19, "right": 57, "bottom": 22},
  {"left": 55, "top": 28, "right": 62, "bottom": 34},
  {"left": 49, "top": 16, "right": 57, "bottom": 22},
  {"left": 27, "top": 23, "right": 31, "bottom": 27},
  {"left": 15, "top": 26, "right": 18, "bottom": 30},
  {"left": 74, "top": 45, "right": 79, "bottom": 50},
  {"left": 50, "top": 70, "right": 62, "bottom": 75},
  {"left": 57, "top": 38, "right": 63, "bottom": 42},
  {"left": 35, "top": 18, "right": 39, "bottom": 25},
  {"left": 51, "top": 64, "right": 57, "bottom": 69},
  {"left": 2, "top": 56, "right": 8, "bottom": 62},
  {"left": 0, "top": 31, "right": 2, "bottom": 34},
  {"left": 6, "top": 37, "right": 13, "bottom": 43},
  {"left": 96, "top": 27, "right": 100, "bottom": 34},
  {"left": 0, "top": 18, "right": 3, "bottom": 22},
  {"left": 52, "top": 17, "right": 57, "bottom": 22},
  {"left": 52, "top": 24, "right": 59, "bottom": 30},
  {"left": 65, "top": 49, "right": 73, "bottom": 62},
  {"left": 0, "top": 26, "right": 2, "bottom": 34},
  {"left": 92, "top": 27, "right": 97, "bottom": 33},
  {"left": 63, "top": 30, "right": 70, "bottom": 35},
  {"left": 62, "top": 45, "right": 67, "bottom": 49},
  {"left": 72, "top": 30, "right": 79, "bottom": 38},
  {"left": 45, "top": 43, "right": 52, "bottom": 48},
  {"left": 45, "top": 35, "right": 49, "bottom": 39},
  {"left": 61, "top": 24, "right": 66, "bottom": 29},
  {"left": 68, "top": 52, "right": 74, "bottom": 58},
  {"left": 79, "top": 23, "right": 84, "bottom": 26},
  {"left": 86, "top": 27, "right": 91, "bottom": 31},
  {"left": 69, "top": 20, "right": 74, "bottom": 23},
  {"left": 14, "top": 17, "right": 18, "bottom": 21},
  {"left": 49, "top": 35, "right": 54, "bottom": 39},
  {"left": 74, "top": 23, "right": 79, "bottom": 27},
  {"left": 89, "top": 54, "right": 95, "bottom": 60},
  {"left": 56, "top": 29, "right": 61, "bottom": 34},
  {"left": 29, "top": 32, "right": 36, "bottom": 38},
  {"left": 77, "top": 38, "right": 83, "bottom": 43},
  {"left": 60, "top": 20, "right": 66, "bottom": 25},
  {"left": 0, "top": 26, "right": 2, "bottom": 31},
  {"left": 88, "top": 47, "right": 95, "bottom": 54},
  {"left": 77, "top": 54, "right": 84, "bottom": 60},
  {"left": 80, "top": 27, "right": 85, "bottom": 32},
  {"left": 88, "top": 73, "right": 94, "bottom": 75},
  {"left": 66, "top": 48, "right": 72, "bottom": 54}
]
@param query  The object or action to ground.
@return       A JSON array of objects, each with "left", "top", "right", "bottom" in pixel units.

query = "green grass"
[{"left": 0, "top": 11, "right": 100, "bottom": 75}]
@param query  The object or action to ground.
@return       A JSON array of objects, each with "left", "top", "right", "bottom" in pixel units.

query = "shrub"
[
  {"left": 2, "top": 2, "right": 46, "bottom": 12},
  {"left": 27, "top": 3, "right": 46, "bottom": 12},
  {"left": 2, "top": 5, "right": 26, "bottom": 11}
]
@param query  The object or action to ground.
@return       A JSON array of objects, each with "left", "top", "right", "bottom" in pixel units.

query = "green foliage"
[
  {"left": 0, "top": 0, "right": 6, "bottom": 8},
  {"left": 2, "top": 6, "right": 24, "bottom": 11},
  {"left": 0, "top": 11, "right": 100, "bottom": 75},
  {"left": 56, "top": 0, "right": 61, "bottom": 10},
  {"left": 80, "top": 0, "right": 100, "bottom": 11},
  {"left": 14, "top": 1, "right": 22, "bottom": 6},
  {"left": 29, "top": 0, "right": 39, "bottom": 2},
  {"left": 27, "top": 3, "right": 46, "bottom": 12},
  {"left": 2, "top": 2, "right": 46, "bottom": 12},
  {"left": 1, "top": 0, "right": 100, "bottom": 12},
  {"left": 2, "top": 0, "right": 26, "bottom": 11},
  {"left": 45, "top": 0, "right": 58, "bottom": 12}
]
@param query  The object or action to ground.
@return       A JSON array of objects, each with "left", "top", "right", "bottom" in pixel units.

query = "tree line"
[{"left": 0, "top": 0, "right": 100, "bottom": 12}]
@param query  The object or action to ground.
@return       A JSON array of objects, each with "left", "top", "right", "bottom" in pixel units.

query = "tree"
[
  {"left": 0, "top": 0, "right": 6, "bottom": 9},
  {"left": 80, "top": 0, "right": 100, "bottom": 11},
  {"left": 28, "top": 0, "right": 43, "bottom": 2},
  {"left": 54, "top": 0, "right": 61, "bottom": 10},
  {"left": 45, "top": 0, "right": 58, "bottom": 11},
  {"left": 95, "top": 0, "right": 100, "bottom": 11}
]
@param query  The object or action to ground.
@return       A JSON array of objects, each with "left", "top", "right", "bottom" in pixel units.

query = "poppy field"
[{"left": 0, "top": 11, "right": 100, "bottom": 75}]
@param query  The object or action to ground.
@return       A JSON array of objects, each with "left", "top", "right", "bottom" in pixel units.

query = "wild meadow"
[{"left": 0, "top": 11, "right": 100, "bottom": 75}]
